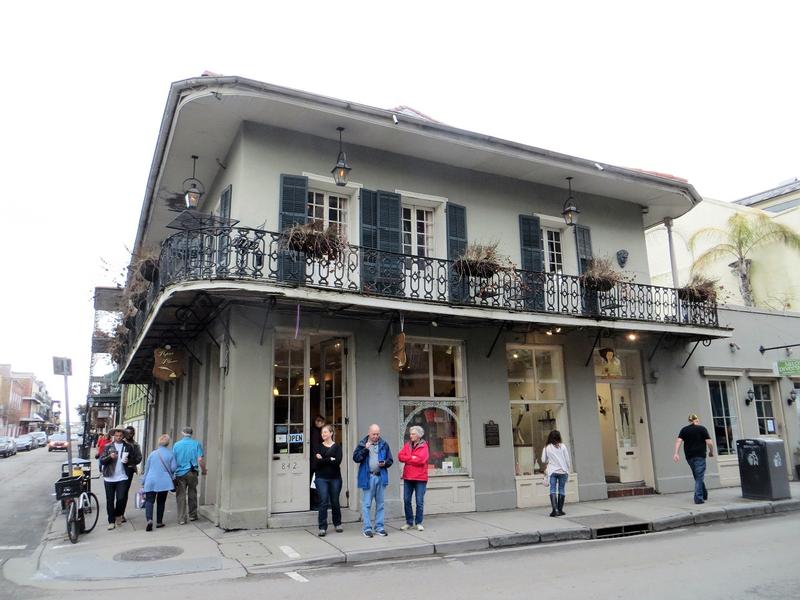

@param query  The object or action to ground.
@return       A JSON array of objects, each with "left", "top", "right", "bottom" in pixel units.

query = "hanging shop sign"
[
  {"left": 153, "top": 347, "right": 185, "bottom": 381},
  {"left": 776, "top": 359, "right": 800, "bottom": 377},
  {"left": 392, "top": 332, "right": 407, "bottom": 372}
]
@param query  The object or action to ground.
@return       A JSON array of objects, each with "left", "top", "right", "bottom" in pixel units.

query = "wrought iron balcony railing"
[{"left": 136, "top": 225, "right": 718, "bottom": 330}]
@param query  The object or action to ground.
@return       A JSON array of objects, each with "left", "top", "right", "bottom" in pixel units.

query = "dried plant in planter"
[
  {"left": 130, "top": 247, "right": 161, "bottom": 283},
  {"left": 579, "top": 257, "right": 630, "bottom": 292},
  {"left": 281, "top": 222, "right": 347, "bottom": 259},
  {"left": 453, "top": 242, "right": 510, "bottom": 278},
  {"left": 678, "top": 274, "right": 719, "bottom": 303},
  {"left": 109, "top": 325, "right": 129, "bottom": 366}
]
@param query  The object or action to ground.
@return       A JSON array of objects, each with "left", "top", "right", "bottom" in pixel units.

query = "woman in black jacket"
[
  {"left": 99, "top": 429, "right": 136, "bottom": 529},
  {"left": 313, "top": 424, "right": 343, "bottom": 537}
]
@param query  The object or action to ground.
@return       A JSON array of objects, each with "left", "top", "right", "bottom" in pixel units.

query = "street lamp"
[
  {"left": 787, "top": 389, "right": 797, "bottom": 406},
  {"left": 562, "top": 177, "right": 580, "bottom": 226},
  {"left": 745, "top": 388, "right": 755, "bottom": 406},
  {"left": 182, "top": 155, "right": 205, "bottom": 209},
  {"left": 331, "top": 127, "right": 352, "bottom": 186}
]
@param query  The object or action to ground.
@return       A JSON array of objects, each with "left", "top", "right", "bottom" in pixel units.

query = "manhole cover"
[{"left": 114, "top": 546, "right": 184, "bottom": 562}]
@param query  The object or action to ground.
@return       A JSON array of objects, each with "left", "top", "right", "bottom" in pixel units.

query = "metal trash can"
[
  {"left": 78, "top": 444, "right": 90, "bottom": 460},
  {"left": 61, "top": 458, "right": 92, "bottom": 479},
  {"left": 736, "top": 438, "right": 791, "bottom": 500}
]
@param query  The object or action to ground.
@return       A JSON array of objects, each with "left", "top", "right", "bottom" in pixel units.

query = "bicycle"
[{"left": 54, "top": 474, "right": 100, "bottom": 543}]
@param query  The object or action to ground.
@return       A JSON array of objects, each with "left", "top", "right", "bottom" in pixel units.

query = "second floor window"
[
  {"left": 544, "top": 228, "right": 563, "bottom": 273},
  {"left": 402, "top": 206, "right": 434, "bottom": 257},
  {"left": 307, "top": 190, "right": 348, "bottom": 237}
]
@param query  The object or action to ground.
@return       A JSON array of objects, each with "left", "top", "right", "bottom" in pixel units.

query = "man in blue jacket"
[{"left": 353, "top": 424, "right": 393, "bottom": 537}]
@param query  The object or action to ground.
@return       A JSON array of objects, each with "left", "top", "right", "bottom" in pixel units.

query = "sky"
[{"left": 1, "top": 2, "right": 798, "bottom": 422}]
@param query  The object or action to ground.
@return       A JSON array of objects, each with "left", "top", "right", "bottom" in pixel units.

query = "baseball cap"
[{"left": 688, "top": 413, "right": 699, "bottom": 422}]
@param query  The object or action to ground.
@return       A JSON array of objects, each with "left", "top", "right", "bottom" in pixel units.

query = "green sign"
[{"left": 776, "top": 359, "right": 800, "bottom": 377}]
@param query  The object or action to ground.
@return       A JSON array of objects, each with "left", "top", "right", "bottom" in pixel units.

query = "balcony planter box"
[
  {"left": 677, "top": 275, "right": 718, "bottom": 303},
  {"left": 281, "top": 223, "right": 345, "bottom": 260},
  {"left": 130, "top": 290, "right": 147, "bottom": 311},
  {"left": 579, "top": 276, "right": 616, "bottom": 292},
  {"left": 453, "top": 259, "right": 500, "bottom": 279}
]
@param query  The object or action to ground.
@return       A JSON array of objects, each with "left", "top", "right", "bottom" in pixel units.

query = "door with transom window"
[{"left": 401, "top": 205, "right": 434, "bottom": 298}]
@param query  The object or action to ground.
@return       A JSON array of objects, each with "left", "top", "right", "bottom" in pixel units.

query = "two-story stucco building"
[{"left": 116, "top": 75, "right": 735, "bottom": 530}]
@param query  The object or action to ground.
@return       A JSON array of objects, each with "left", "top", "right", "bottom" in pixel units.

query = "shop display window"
[
  {"left": 507, "top": 345, "right": 568, "bottom": 476},
  {"left": 399, "top": 340, "right": 468, "bottom": 476},
  {"left": 273, "top": 337, "right": 304, "bottom": 454}
]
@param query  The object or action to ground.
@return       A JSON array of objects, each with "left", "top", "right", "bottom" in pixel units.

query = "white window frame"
[
  {"left": 534, "top": 214, "right": 576, "bottom": 276},
  {"left": 543, "top": 227, "right": 564, "bottom": 273},
  {"left": 396, "top": 189, "right": 447, "bottom": 259},
  {"left": 398, "top": 336, "right": 470, "bottom": 477},
  {"left": 507, "top": 344, "right": 570, "bottom": 476},
  {"left": 306, "top": 188, "right": 350, "bottom": 237},
  {"left": 402, "top": 204, "right": 435, "bottom": 258},
  {"left": 753, "top": 381, "right": 778, "bottom": 436},
  {"left": 705, "top": 378, "right": 741, "bottom": 456},
  {"left": 302, "top": 172, "right": 361, "bottom": 244}
]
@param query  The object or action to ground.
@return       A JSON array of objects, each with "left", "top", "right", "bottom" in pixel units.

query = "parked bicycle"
[{"left": 54, "top": 473, "right": 100, "bottom": 543}]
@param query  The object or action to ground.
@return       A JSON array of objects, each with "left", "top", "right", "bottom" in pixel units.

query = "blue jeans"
[
  {"left": 549, "top": 473, "right": 568, "bottom": 496},
  {"left": 403, "top": 480, "right": 427, "bottom": 525},
  {"left": 315, "top": 477, "right": 342, "bottom": 530},
  {"left": 687, "top": 457, "right": 707, "bottom": 503},
  {"left": 361, "top": 474, "right": 385, "bottom": 532}
]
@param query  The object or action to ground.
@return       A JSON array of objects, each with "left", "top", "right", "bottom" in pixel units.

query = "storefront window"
[
  {"left": 273, "top": 337, "right": 305, "bottom": 454},
  {"left": 399, "top": 340, "right": 467, "bottom": 475},
  {"left": 708, "top": 379, "right": 738, "bottom": 455},
  {"left": 508, "top": 345, "right": 567, "bottom": 476}
]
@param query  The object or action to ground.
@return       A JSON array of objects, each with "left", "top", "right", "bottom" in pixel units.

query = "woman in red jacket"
[{"left": 398, "top": 425, "right": 429, "bottom": 531}]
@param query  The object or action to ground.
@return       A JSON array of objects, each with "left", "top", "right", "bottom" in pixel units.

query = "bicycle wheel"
[
  {"left": 81, "top": 493, "right": 100, "bottom": 534},
  {"left": 66, "top": 501, "right": 79, "bottom": 544}
]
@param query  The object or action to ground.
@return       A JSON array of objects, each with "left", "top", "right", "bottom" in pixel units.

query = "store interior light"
[
  {"left": 627, "top": 332, "right": 638, "bottom": 341},
  {"left": 272, "top": 387, "right": 279, "bottom": 397}
]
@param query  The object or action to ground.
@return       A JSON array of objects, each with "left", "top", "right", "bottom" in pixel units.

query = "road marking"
[
  {"left": 285, "top": 571, "right": 309, "bottom": 583},
  {"left": 353, "top": 555, "right": 441, "bottom": 568},
  {"left": 0, "top": 546, "right": 26, "bottom": 550},
  {"left": 280, "top": 545, "right": 300, "bottom": 559},
  {"left": 51, "top": 544, "right": 74, "bottom": 550}
]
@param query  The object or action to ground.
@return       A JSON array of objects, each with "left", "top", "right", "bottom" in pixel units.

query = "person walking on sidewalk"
[
  {"left": 99, "top": 429, "right": 136, "bottom": 529},
  {"left": 541, "top": 430, "right": 571, "bottom": 517},
  {"left": 398, "top": 425, "right": 429, "bottom": 531},
  {"left": 172, "top": 427, "right": 207, "bottom": 524},
  {"left": 673, "top": 413, "right": 714, "bottom": 504},
  {"left": 314, "top": 424, "right": 343, "bottom": 537},
  {"left": 119, "top": 425, "right": 143, "bottom": 524},
  {"left": 353, "top": 424, "right": 393, "bottom": 537},
  {"left": 141, "top": 434, "right": 177, "bottom": 531}
]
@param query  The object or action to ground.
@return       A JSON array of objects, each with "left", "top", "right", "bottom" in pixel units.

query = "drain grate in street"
[
  {"left": 114, "top": 546, "right": 184, "bottom": 562},
  {"left": 563, "top": 512, "right": 652, "bottom": 539},
  {"left": 594, "top": 522, "right": 651, "bottom": 539}
]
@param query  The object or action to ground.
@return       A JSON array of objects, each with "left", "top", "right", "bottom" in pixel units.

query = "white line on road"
[
  {"left": 280, "top": 545, "right": 300, "bottom": 559},
  {"left": 353, "top": 555, "right": 442, "bottom": 568},
  {"left": 0, "top": 545, "right": 26, "bottom": 550},
  {"left": 285, "top": 571, "right": 309, "bottom": 583}
]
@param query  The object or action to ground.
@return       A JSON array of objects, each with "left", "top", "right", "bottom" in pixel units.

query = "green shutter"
[
  {"left": 361, "top": 189, "right": 402, "bottom": 295},
  {"left": 447, "top": 203, "right": 469, "bottom": 303},
  {"left": 519, "top": 215, "right": 544, "bottom": 310},
  {"left": 575, "top": 224, "right": 593, "bottom": 274},
  {"left": 278, "top": 175, "right": 308, "bottom": 284}
]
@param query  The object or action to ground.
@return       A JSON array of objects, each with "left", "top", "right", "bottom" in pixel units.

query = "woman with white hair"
[
  {"left": 398, "top": 425, "right": 429, "bottom": 531},
  {"left": 141, "top": 434, "right": 177, "bottom": 531}
]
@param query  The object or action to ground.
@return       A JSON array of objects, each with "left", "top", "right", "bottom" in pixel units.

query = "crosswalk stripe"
[
  {"left": 285, "top": 571, "right": 309, "bottom": 583},
  {"left": 280, "top": 545, "right": 300, "bottom": 558},
  {"left": 0, "top": 546, "right": 26, "bottom": 550}
]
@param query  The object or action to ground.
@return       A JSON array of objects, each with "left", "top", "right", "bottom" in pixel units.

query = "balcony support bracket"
[
  {"left": 585, "top": 329, "right": 603, "bottom": 367},
  {"left": 681, "top": 339, "right": 712, "bottom": 369},
  {"left": 259, "top": 297, "right": 277, "bottom": 346},
  {"left": 648, "top": 332, "right": 667, "bottom": 362},
  {"left": 486, "top": 321, "right": 509, "bottom": 358},
  {"left": 377, "top": 315, "right": 394, "bottom": 355}
]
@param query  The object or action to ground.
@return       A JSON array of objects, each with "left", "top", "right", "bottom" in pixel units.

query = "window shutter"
[
  {"left": 446, "top": 203, "right": 468, "bottom": 303},
  {"left": 574, "top": 224, "right": 593, "bottom": 274},
  {"left": 216, "top": 185, "right": 233, "bottom": 275},
  {"left": 519, "top": 215, "right": 544, "bottom": 310},
  {"left": 278, "top": 174, "right": 308, "bottom": 284},
  {"left": 361, "top": 189, "right": 402, "bottom": 294}
]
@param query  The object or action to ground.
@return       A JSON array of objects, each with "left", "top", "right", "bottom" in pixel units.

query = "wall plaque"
[{"left": 483, "top": 420, "right": 500, "bottom": 447}]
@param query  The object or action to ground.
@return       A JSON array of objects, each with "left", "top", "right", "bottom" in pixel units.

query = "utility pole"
[{"left": 53, "top": 357, "right": 73, "bottom": 473}]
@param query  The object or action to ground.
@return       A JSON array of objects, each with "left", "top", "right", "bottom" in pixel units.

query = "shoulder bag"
[{"left": 156, "top": 450, "right": 176, "bottom": 491}]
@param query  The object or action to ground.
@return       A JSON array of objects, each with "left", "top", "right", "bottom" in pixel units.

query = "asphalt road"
[{"left": 0, "top": 442, "right": 76, "bottom": 569}]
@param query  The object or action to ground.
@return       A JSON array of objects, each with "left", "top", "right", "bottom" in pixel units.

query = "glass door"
[
  {"left": 612, "top": 385, "right": 642, "bottom": 482},
  {"left": 318, "top": 338, "right": 348, "bottom": 507},
  {"left": 270, "top": 336, "right": 309, "bottom": 512}
]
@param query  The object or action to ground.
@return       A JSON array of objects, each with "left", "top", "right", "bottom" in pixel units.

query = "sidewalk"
[{"left": 6, "top": 482, "right": 800, "bottom": 591}]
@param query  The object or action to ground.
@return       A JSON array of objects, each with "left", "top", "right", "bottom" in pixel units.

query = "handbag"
[
  {"left": 543, "top": 472, "right": 551, "bottom": 488},
  {"left": 156, "top": 450, "right": 176, "bottom": 491},
  {"left": 135, "top": 487, "right": 146, "bottom": 510},
  {"left": 310, "top": 473, "right": 316, "bottom": 490}
]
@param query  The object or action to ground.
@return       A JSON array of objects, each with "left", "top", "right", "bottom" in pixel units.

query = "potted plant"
[
  {"left": 109, "top": 325, "right": 129, "bottom": 366},
  {"left": 579, "top": 257, "right": 627, "bottom": 292},
  {"left": 280, "top": 222, "right": 347, "bottom": 260},
  {"left": 678, "top": 274, "right": 719, "bottom": 303},
  {"left": 131, "top": 247, "right": 160, "bottom": 283},
  {"left": 453, "top": 242, "right": 507, "bottom": 279}
]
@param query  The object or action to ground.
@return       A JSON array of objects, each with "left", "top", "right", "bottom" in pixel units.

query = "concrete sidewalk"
[{"left": 6, "top": 482, "right": 800, "bottom": 591}]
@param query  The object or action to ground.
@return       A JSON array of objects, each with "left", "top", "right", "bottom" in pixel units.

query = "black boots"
[
  {"left": 557, "top": 494, "right": 566, "bottom": 516},
  {"left": 549, "top": 494, "right": 558, "bottom": 517}
]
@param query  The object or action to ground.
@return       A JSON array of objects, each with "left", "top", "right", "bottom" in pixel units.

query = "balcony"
[{"left": 136, "top": 225, "right": 718, "bottom": 327}]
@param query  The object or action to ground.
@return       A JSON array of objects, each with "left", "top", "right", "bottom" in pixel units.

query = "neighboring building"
[
  {"left": 115, "top": 75, "right": 733, "bottom": 530},
  {"left": 0, "top": 365, "right": 24, "bottom": 436},
  {"left": 646, "top": 183, "right": 800, "bottom": 310},
  {"left": 0, "top": 367, "right": 55, "bottom": 435},
  {"left": 121, "top": 384, "right": 148, "bottom": 438}
]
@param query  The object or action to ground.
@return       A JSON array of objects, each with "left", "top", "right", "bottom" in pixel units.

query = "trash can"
[
  {"left": 736, "top": 438, "right": 791, "bottom": 500},
  {"left": 78, "top": 444, "right": 90, "bottom": 460},
  {"left": 61, "top": 458, "right": 92, "bottom": 479}
]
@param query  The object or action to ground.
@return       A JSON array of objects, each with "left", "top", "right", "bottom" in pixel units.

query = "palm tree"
[{"left": 689, "top": 213, "right": 800, "bottom": 307}]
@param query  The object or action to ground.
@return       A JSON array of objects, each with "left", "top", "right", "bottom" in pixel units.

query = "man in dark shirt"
[{"left": 673, "top": 413, "right": 714, "bottom": 504}]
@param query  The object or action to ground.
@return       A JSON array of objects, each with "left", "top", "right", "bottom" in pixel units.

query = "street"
[
  {"left": 0, "top": 445, "right": 797, "bottom": 600},
  {"left": 0, "top": 442, "right": 73, "bottom": 571}
]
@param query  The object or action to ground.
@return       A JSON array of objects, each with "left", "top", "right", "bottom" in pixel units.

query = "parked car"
[
  {"left": 30, "top": 431, "right": 48, "bottom": 448},
  {"left": 0, "top": 436, "right": 16, "bottom": 457},
  {"left": 15, "top": 435, "right": 34, "bottom": 451},
  {"left": 48, "top": 433, "right": 69, "bottom": 452}
]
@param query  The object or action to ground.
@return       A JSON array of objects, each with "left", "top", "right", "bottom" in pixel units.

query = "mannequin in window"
[{"left": 598, "top": 348, "right": 622, "bottom": 377}]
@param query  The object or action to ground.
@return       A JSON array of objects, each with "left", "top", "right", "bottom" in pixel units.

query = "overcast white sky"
[{"left": 1, "top": 2, "right": 798, "bottom": 421}]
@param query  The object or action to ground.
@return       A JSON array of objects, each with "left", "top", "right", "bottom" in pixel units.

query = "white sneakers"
[
  {"left": 400, "top": 524, "right": 411, "bottom": 530},
  {"left": 417, "top": 524, "right": 424, "bottom": 531}
]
